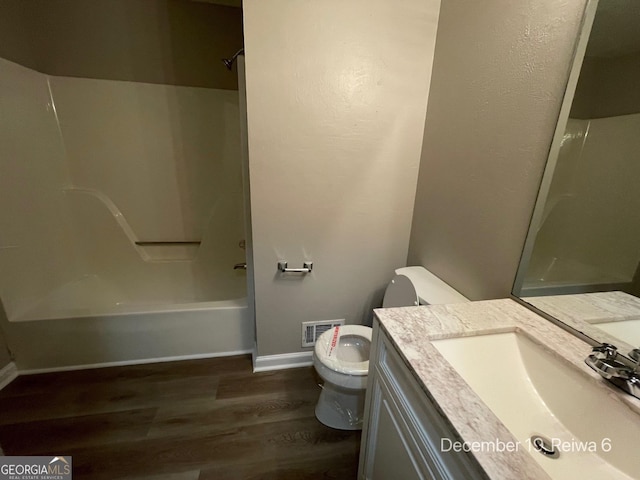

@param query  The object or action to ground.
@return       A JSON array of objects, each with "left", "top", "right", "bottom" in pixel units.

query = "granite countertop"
[{"left": 373, "top": 298, "right": 640, "bottom": 480}]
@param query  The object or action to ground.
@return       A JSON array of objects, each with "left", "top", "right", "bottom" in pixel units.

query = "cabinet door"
[
  {"left": 361, "top": 375, "right": 427, "bottom": 480},
  {"left": 359, "top": 321, "right": 487, "bottom": 480},
  {"left": 370, "top": 398, "right": 424, "bottom": 480}
]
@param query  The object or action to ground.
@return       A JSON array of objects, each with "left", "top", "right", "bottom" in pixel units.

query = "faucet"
[{"left": 585, "top": 344, "right": 640, "bottom": 400}]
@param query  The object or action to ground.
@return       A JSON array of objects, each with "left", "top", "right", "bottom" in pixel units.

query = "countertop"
[{"left": 373, "top": 298, "right": 640, "bottom": 480}]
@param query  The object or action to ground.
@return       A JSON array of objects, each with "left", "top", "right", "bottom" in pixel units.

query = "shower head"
[{"left": 222, "top": 48, "right": 244, "bottom": 70}]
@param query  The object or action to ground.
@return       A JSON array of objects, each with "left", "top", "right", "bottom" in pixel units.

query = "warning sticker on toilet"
[{"left": 326, "top": 326, "right": 341, "bottom": 357}]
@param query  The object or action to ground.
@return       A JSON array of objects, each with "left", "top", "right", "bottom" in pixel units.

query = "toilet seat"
[{"left": 314, "top": 325, "right": 372, "bottom": 375}]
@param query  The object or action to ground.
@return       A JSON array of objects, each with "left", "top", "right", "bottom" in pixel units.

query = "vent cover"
[{"left": 302, "top": 319, "right": 344, "bottom": 347}]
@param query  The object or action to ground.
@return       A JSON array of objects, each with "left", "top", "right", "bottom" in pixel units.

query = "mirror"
[{"left": 513, "top": 0, "right": 640, "bottom": 353}]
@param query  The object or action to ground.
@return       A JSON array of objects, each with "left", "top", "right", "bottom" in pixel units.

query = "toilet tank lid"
[{"left": 395, "top": 266, "right": 469, "bottom": 305}]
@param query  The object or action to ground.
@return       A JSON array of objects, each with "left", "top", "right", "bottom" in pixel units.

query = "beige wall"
[
  {"left": 243, "top": 0, "right": 440, "bottom": 357},
  {"left": 0, "top": 0, "right": 242, "bottom": 90},
  {"left": 0, "top": 0, "right": 38, "bottom": 69},
  {"left": 0, "top": 306, "right": 11, "bottom": 369},
  {"left": 407, "top": 0, "right": 589, "bottom": 300},
  {"left": 571, "top": 52, "right": 640, "bottom": 119}
]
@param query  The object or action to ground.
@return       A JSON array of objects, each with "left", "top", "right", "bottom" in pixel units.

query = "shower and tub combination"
[
  {"left": 516, "top": 115, "right": 640, "bottom": 298},
  {"left": 0, "top": 36, "right": 251, "bottom": 371}
]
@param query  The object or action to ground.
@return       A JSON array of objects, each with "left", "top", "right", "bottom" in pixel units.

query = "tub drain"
[{"left": 530, "top": 435, "right": 559, "bottom": 459}]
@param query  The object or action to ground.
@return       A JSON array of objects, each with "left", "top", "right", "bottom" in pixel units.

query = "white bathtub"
[
  {"left": 4, "top": 297, "right": 252, "bottom": 372},
  {"left": 1, "top": 188, "right": 252, "bottom": 372}
]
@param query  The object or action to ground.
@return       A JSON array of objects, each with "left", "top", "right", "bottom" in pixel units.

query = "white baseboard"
[
  {"left": 18, "top": 349, "right": 252, "bottom": 375},
  {"left": 253, "top": 351, "right": 313, "bottom": 373},
  {"left": 0, "top": 362, "right": 18, "bottom": 391}
]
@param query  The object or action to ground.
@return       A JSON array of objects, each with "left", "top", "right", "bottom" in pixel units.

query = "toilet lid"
[
  {"left": 314, "top": 325, "right": 372, "bottom": 375},
  {"left": 382, "top": 274, "right": 419, "bottom": 308}
]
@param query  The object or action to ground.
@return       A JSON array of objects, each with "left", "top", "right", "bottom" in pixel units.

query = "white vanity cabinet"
[{"left": 358, "top": 319, "right": 486, "bottom": 480}]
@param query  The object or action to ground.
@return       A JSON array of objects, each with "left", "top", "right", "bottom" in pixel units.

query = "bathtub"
[
  {"left": 1, "top": 188, "right": 253, "bottom": 372},
  {"left": 4, "top": 297, "right": 252, "bottom": 373}
]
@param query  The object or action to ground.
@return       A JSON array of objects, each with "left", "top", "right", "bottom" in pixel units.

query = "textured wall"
[
  {"left": 243, "top": 0, "right": 441, "bottom": 357},
  {"left": 408, "top": 0, "right": 589, "bottom": 300}
]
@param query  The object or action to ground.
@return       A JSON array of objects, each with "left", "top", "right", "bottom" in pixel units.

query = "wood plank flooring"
[{"left": 0, "top": 356, "right": 361, "bottom": 479}]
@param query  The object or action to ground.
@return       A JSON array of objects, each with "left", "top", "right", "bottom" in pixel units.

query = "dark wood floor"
[{"left": 0, "top": 356, "right": 361, "bottom": 479}]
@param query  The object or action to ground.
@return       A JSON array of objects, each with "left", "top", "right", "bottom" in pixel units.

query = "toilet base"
[{"left": 314, "top": 381, "right": 366, "bottom": 430}]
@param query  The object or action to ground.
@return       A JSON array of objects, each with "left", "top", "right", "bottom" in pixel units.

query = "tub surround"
[
  {"left": 524, "top": 291, "right": 640, "bottom": 353},
  {"left": 0, "top": 53, "right": 249, "bottom": 370},
  {"left": 0, "top": 56, "right": 245, "bottom": 323},
  {"left": 372, "top": 299, "right": 640, "bottom": 479}
]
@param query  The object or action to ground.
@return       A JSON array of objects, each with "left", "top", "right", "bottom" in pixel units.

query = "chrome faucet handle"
[
  {"left": 586, "top": 345, "right": 640, "bottom": 400},
  {"left": 586, "top": 343, "right": 632, "bottom": 380},
  {"left": 592, "top": 343, "right": 618, "bottom": 359},
  {"left": 629, "top": 348, "right": 640, "bottom": 374}
]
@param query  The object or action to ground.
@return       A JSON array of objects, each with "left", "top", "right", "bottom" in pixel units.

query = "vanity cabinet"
[{"left": 358, "top": 319, "right": 486, "bottom": 480}]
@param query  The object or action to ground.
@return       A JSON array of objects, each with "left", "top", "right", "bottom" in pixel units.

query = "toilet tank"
[{"left": 382, "top": 266, "right": 469, "bottom": 308}]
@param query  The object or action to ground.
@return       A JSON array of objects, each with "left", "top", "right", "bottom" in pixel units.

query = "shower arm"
[{"left": 222, "top": 48, "right": 244, "bottom": 70}]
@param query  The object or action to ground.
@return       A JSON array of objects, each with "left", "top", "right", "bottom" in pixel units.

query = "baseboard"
[
  {"left": 253, "top": 351, "right": 313, "bottom": 373},
  {"left": 18, "top": 349, "right": 253, "bottom": 375},
  {"left": 0, "top": 362, "right": 18, "bottom": 390}
]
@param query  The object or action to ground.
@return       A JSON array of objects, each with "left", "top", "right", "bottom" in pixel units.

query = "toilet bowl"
[
  {"left": 312, "top": 266, "right": 469, "bottom": 430},
  {"left": 313, "top": 325, "right": 372, "bottom": 430}
]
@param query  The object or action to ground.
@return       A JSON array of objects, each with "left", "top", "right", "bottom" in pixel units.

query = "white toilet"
[{"left": 312, "top": 266, "right": 469, "bottom": 430}]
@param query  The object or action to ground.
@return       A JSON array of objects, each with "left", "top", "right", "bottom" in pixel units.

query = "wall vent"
[{"left": 302, "top": 319, "right": 344, "bottom": 347}]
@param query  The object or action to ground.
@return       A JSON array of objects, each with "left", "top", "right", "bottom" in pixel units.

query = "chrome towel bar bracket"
[{"left": 278, "top": 261, "right": 313, "bottom": 273}]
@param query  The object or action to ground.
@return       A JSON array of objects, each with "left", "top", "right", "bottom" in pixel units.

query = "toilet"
[{"left": 312, "top": 266, "right": 469, "bottom": 430}]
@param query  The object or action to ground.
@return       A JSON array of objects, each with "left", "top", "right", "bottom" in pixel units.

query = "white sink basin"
[
  {"left": 590, "top": 318, "right": 640, "bottom": 348},
  {"left": 432, "top": 332, "right": 640, "bottom": 479}
]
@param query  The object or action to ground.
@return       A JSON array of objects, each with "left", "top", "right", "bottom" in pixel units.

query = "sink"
[
  {"left": 590, "top": 318, "right": 640, "bottom": 347},
  {"left": 432, "top": 331, "right": 640, "bottom": 479}
]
